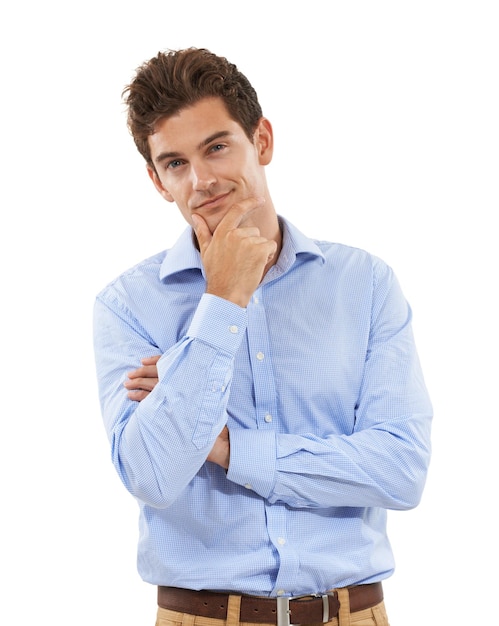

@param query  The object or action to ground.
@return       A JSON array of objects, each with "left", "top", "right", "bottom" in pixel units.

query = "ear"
[
  {"left": 254, "top": 117, "right": 274, "bottom": 166},
  {"left": 147, "top": 165, "right": 175, "bottom": 202}
]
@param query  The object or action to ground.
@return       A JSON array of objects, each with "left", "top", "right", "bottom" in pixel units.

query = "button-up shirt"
[{"left": 93, "top": 217, "right": 432, "bottom": 597}]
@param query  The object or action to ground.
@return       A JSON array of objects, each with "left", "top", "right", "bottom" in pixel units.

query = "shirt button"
[
  {"left": 264, "top": 414, "right": 273, "bottom": 423},
  {"left": 253, "top": 296, "right": 259, "bottom": 304},
  {"left": 244, "top": 483, "right": 252, "bottom": 490},
  {"left": 276, "top": 589, "right": 286, "bottom": 596},
  {"left": 277, "top": 537, "right": 286, "bottom": 545},
  {"left": 229, "top": 325, "right": 239, "bottom": 334},
  {"left": 256, "top": 352, "right": 265, "bottom": 361}
]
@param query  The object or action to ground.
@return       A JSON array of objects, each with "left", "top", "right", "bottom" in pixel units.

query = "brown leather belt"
[{"left": 158, "top": 582, "right": 383, "bottom": 624}]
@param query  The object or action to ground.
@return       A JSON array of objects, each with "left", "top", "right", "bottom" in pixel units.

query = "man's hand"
[
  {"left": 125, "top": 355, "right": 230, "bottom": 468},
  {"left": 124, "top": 355, "right": 160, "bottom": 401},
  {"left": 206, "top": 425, "right": 230, "bottom": 470},
  {"left": 192, "top": 197, "right": 278, "bottom": 308}
]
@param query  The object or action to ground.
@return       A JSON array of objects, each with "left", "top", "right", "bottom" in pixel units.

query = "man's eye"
[
  {"left": 210, "top": 144, "right": 225, "bottom": 153},
  {"left": 167, "top": 159, "right": 183, "bottom": 169}
]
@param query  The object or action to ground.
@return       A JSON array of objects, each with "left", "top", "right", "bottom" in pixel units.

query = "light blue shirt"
[{"left": 93, "top": 217, "right": 432, "bottom": 597}]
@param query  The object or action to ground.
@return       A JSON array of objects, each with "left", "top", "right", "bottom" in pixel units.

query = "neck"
[{"left": 262, "top": 214, "right": 283, "bottom": 275}]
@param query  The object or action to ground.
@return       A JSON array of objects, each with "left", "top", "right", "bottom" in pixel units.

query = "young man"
[{"left": 93, "top": 47, "right": 432, "bottom": 626}]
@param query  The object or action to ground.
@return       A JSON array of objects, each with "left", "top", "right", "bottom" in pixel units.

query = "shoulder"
[
  {"left": 95, "top": 249, "right": 167, "bottom": 306},
  {"left": 315, "top": 239, "right": 392, "bottom": 276}
]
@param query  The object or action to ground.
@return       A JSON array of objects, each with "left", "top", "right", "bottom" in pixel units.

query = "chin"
[
  {"left": 199, "top": 207, "right": 229, "bottom": 232},
  {"left": 206, "top": 216, "right": 224, "bottom": 234}
]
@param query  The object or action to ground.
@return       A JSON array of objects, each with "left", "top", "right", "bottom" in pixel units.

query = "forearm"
[
  {"left": 227, "top": 269, "right": 433, "bottom": 511},
  {"left": 227, "top": 413, "right": 432, "bottom": 510},
  {"left": 94, "top": 294, "right": 246, "bottom": 507}
]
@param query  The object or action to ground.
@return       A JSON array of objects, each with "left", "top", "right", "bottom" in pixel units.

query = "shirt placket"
[{"left": 246, "top": 286, "right": 299, "bottom": 595}]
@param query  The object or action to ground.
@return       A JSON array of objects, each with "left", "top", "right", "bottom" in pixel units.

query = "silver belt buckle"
[
  {"left": 276, "top": 594, "right": 332, "bottom": 626},
  {"left": 276, "top": 596, "right": 292, "bottom": 626}
]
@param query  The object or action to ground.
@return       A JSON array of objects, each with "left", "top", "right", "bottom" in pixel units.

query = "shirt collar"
[
  {"left": 159, "top": 226, "right": 203, "bottom": 280},
  {"left": 159, "top": 216, "right": 325, "bottom": 281},
  {"left": 276, "top": 216, "right": 325, "bottom": 273}
]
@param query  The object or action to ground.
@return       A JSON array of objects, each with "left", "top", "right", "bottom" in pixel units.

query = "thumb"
[{"left": 191, "top": 214, "right": 212, "bottom": 252}]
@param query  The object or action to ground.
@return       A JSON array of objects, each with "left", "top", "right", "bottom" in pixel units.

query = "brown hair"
[{"left": 122, "top": 47, "right": 263, "bottom": 166}]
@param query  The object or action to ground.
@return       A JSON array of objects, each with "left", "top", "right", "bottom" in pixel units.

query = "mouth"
[{"left": 194, "top": 192, "right": 231, "bottom": 212}]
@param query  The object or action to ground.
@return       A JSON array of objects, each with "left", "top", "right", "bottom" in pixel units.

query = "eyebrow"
[{"left": 154, "top": 130, "right": 232, "bottom": 165}]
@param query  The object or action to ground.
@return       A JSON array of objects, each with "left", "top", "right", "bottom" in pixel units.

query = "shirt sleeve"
[
  {"left": 226, "top": 261, "right": 433, "bottom": 511},
  {"left": 93, "top": 292, "right": 247, "bottom": 508}
]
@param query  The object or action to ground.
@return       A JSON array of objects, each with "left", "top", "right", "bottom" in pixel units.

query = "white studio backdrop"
[{"left": 1, "top": 2, "right": 497, "bottom": 625}]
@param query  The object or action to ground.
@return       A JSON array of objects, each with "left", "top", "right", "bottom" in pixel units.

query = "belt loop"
[
  {"left": 181, "top": 613, "right": 196, "bottom": 626},
  {"left": 226, "top": 594, "right": 242, "bottom": 626},
  {"left": 336, "top": 588, "right": 351, "bottom": 626}
]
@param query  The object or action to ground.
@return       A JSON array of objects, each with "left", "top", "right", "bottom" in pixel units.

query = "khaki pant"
[{"left": 155, "top": 589, "right": 390, "bottom": 626}]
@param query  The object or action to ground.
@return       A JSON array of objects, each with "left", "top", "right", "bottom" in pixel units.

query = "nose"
[{"left": 191, "top": 160, "right": 217, "bottom": 191}]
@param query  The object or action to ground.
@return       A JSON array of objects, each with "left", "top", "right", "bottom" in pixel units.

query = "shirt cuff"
[
  {"left": 227, "top": 429, "right": 277, "bottom": 499},
  {"left": 187, "top": 294, "right": 248, "bottom": 355}
]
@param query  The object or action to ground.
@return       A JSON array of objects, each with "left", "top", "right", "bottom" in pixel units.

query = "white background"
[{"left": 1, "top": 2, "right": 497, "bottom": 624}]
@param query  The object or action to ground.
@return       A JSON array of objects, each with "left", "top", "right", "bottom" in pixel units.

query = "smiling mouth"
[{"left": 195, "top": 192, "right": 231, "bottom": 211}]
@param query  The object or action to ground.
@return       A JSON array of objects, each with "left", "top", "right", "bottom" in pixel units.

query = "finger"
[
  {"left": 191, "top": 213, "right": 212, "bottom": 253},
  {"left": 230, "top": 233, "right": 277, "bottom": 260},
  {"left": 127, "top": 389, "right": 151, "bottom": 402},
  {"left": 124, "top": 377, "right": 158, "bottom": 391},
  {"left": 219, "top": 197, "right": 266, "bottom": 232},
  {"left": 228, "top": 226, "right": 261, "bottom": 241},
  {"left": 127, "top": 364, "right": 158, "bottom": 380},
  {"left": 267, "top": 239, "right": 278, "bottom": 261},
  {"left": 141, "top": 355, "right": 161, "bottom": 365}
]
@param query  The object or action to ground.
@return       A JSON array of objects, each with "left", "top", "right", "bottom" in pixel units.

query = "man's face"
[{"left": 147, "top": 97, "right": 273, "bottom": 234}]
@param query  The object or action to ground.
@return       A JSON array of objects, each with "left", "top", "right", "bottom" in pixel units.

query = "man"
[{"left": 93, "top": 47, "right": 432, "bottom": 626}]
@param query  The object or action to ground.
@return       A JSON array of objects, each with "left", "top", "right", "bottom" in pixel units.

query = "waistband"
[{"left": 157, "top": 582, "right": 383, "bottom": 624}]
